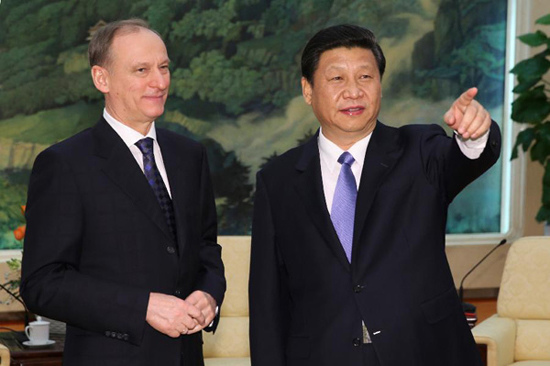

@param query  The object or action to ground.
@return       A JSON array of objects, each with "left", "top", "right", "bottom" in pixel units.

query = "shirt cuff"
[
  {"left": 208, "top": 306, "right": 219, "bottom": 327},
  {"left": 454, "top": 129, "right": 489, "bottom": 160}
]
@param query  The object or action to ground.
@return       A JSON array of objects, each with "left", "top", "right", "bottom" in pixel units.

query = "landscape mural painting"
[{"left": 0, "top": 0, "right": 507, "bottom": 250}]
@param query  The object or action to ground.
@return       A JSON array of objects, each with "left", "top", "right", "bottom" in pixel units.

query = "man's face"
[
  {"left": 95, "top": 28, "right": 170, "bottom": 130},
  {"left": 302, "top": 47, "right": 382, "bottom": 147}
]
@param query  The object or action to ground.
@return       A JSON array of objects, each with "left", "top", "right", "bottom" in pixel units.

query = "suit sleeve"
[
  {"left": 194, "top": 146, "right": 226, "bottom": 331},
  {"left": 20, "top": 148, "right": 150, "bottom": 346},
  {"left": 249, "top": 172, "right": 290, "bottom": 366},
  {"left": 421, "top": 120, "right": 501, "bottom": 203}
]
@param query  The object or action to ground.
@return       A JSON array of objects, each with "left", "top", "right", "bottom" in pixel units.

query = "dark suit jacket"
[
  {"left": 21, "top": 118, "right": 226, "bottom": 366},
  {"left": 249, "top": 121, "right": 501, "bottom": 366}
]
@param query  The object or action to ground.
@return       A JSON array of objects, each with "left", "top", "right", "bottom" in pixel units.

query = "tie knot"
[
  {"left": 135, "top": 137, "right": 154, "bottom": 155},
  {"left": 338, "top": 151, "right": 355, "bottom": 167}
]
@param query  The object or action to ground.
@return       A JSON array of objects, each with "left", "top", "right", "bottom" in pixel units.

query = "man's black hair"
[{"left": 301, "top": 24, "right": 386, "bottom": 85}]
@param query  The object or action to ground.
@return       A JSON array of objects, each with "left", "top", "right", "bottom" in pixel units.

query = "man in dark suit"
[
  {"left": 20, "top": 19, "right": 225, "bottom": 366},
  {"left": 249, "top": 24, "right": 500, "bottom": 366}
]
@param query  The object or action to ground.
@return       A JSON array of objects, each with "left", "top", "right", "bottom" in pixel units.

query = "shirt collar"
[
  {"left": 318, "top": 128, "right": 371, "bottom": 172},
  {"left": 103, "top": 109, "right": 157, "bottom": 147}
]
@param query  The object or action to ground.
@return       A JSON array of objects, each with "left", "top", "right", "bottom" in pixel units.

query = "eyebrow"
[
  {"left": 326, "top": 64, "right": 373, "bottom": 71},
  {"left": 132, "top": 59, "right": 171, "bottom": 68}
]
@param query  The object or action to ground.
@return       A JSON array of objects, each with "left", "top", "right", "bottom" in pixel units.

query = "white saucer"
[{"left": 22, "top": 340, "right": 55, "bottom": 347}]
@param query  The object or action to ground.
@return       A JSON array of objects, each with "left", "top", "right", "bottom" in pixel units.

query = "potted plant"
[
  {"left": 1, "top": 205, "right": 25, "bottom": 305},
  {"left": 511, "top": 13, "right": 550, "bottom": 223},
  {"left": 4, "top": 206, "right": 66, "bottom": 334}
]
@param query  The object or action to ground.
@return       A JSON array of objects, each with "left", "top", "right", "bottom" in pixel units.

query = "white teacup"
[{"left": 25, "top": 316, "right": 50, "bottom": 345}]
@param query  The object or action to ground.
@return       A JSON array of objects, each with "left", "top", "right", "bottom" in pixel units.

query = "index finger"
[{"left": 455, "top": 87, "right": 478, "bottom": 109}]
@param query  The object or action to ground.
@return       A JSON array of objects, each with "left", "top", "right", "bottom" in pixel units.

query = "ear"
[
  {"left": 301, "top": 77, "right": 313, "bottom": 105},
  {"left": 91, "top": 65, "right": 110, "bottom": 93}
]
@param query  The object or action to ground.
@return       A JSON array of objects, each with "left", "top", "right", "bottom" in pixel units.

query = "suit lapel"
[
  {"left": 294, "top": 133, "right": 351, "bottom": 272},
  {"left": 92, "top": 118, "right": 175, "bottom": 244},
  {"left": 156, "top": 129, "right": 191, "bottom": 255},
  {"left": 352, "top": 122, "right": 403, "bottom": 262}
]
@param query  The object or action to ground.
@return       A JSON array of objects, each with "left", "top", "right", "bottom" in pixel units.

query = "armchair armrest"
[
  {"left": 0, "top": 343, "right": 9, "bottom": 366},
  {"left": 472, "top": 314, "right": 516, "bottom": 366}
]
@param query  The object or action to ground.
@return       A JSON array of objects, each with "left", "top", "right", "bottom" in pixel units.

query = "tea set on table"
[{"left": 23, "top": 316, "right": 55, "bottom": 347}]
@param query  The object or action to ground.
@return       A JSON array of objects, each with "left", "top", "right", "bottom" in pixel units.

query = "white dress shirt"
[
  {"left": 318, "top": 126, "right": 489, "bottom": 213},
  {"left": 103, "top": 109, "right": 172, "bottom": 198}
]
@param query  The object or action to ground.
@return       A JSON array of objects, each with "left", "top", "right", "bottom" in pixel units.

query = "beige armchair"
[
  {"left": 472, "top": 236, "right": 550, "bottom": 366},
  {"left": 0, "top": 343, "right": 8, "bottom": 366},
  {"left": 204, "top": 236, "right": 251, "bottom": 366}
]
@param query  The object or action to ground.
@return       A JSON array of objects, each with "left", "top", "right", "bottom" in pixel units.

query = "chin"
[
  {"left": 144, "top": 109, "right": 164, "bottom": 120},
  {"left": 340, "top": 124, "right": 369, "bottom": 132}
]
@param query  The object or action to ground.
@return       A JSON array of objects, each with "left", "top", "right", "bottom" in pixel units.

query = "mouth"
[
  {"left": 339, "top": 106, "right": 365, "bottom": 116},
  {"left": 144, "top": 95, "right": 166, "bottom": 101}
]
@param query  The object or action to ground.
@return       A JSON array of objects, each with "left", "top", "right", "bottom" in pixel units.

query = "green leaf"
[
  {"left": 539, "top": 163, "right": 550, "bottom": 223},
  {"left": 511, "top": 141, "right": 519, "bottom": 160},
  {"left": 535, "top": 48, "right": 550, "bottom": 58},
  {"left": 538, "top": 122, "right": 550, "bottom": 159},
  {"left": 519, "top": 31, "right": 549, "bottom": 47},
  {"left": 543, "top": 160, "right": 550, "bottom": 189},
  {"left": 511, "top": 127, "right": 536, "bottom": 160},
  {"left": 530, "top": 122, "right": 550, "bottom": 163},
  {"left": 543, "top": 187, "right": 550, "bottom": 207},
  {"left": 536, "top": 14, "right": 550, "bottom": 25},
  {"left": 6, "top": 258, "right": 21, "bottom": 271},
  {"left": 512, "top": 77, "right": 540, "bottom": 93},
  {"left": 535, "top": 204, "right": 550, "bottom": 223},
  {"left": 539, "top": 121, "right": 550, "bottom": 139},
  {"left": 511, "top": 85, "right": 550, "bottom": 123},
  {"left": 530, "top": 139, "right": 549, "bottom": 164},
  {"left": 510, "top": 56, "right": 550, "bottom": 79}
]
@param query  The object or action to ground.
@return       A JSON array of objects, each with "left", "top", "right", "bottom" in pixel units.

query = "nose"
[
  {"left": 343, "top": 80, "right": 363, "bottom": 99},
  {"left": 150, "top": 68, "right": 169, "bottom": 90}
]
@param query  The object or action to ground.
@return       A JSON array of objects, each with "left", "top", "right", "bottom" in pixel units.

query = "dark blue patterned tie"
[
  {"left": 331, "top": 151, "right": 357, "bottom": 262},
  {"left": 135, "top": 138, "right": 177, "bottom": 241}
]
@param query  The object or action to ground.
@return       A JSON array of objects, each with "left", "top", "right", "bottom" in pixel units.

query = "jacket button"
[
  {"left": 352, "top": 338, "right": 361, "bottom": 347},
  {"left": 175, "top": 290, "right": 181, "bottom": 295},
  {"left": 105, "top": 331, "right": 110, "bottom": 337},
  {"left": 354, "top": 285, "right": 363, "bottom": 293},
  {"left": 117, "top": 333, "right": 123, "bottom": 339},
  {"left": 111, "top": 332, "right": 117, "bottom": 338},
  {"left": 123, "top": 334, "right": 129, "bottom": 341},
  {"left": 167, "top": 246, "right": 176, "bottom": 254}
]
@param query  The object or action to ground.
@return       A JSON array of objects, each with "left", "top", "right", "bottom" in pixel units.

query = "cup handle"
[{"left": 25, "top": 326, "right": 31, "bottom": 339}]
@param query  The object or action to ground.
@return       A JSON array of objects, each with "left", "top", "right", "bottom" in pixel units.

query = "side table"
[{"left": 0, "top": 332, "right": 64, "bottom": 366}]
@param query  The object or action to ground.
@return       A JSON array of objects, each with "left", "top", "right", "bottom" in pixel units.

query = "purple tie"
[
  {"left": 135, "top": 138, "right": 177, "bottom": 241},
  {"left": 331, "top": 152, "right": 357, "bottom": 262}
]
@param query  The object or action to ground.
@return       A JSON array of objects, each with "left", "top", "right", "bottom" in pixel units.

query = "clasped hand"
[{"left": 146, "top": 291, "right": 216, "bottom": 338}]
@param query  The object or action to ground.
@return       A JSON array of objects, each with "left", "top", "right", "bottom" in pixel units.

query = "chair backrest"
[
  {"left": 497, "top": 236, "right": 550, "bottom": 361},
  {"left": 217, "top": 236, "right": 250, "bottom": 318},
  {"left": 203, "top": 236, "right": 251, "bottom": 359}
]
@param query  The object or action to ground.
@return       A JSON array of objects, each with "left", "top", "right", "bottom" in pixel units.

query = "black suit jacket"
[
  {"left": 21, "top": 118, "right": 226, "bottom": 366},
  {"left": 249, "top": 121, "right": 501, "bottom": 366}
]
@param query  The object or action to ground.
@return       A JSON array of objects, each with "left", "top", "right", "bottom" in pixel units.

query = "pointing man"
[{"left": 249, "top": 24, "right": 499, "bottom": 366}]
